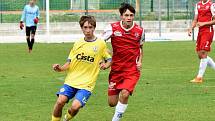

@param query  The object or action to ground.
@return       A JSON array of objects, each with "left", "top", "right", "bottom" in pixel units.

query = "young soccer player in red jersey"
[
  {"left": 102, "top": 3, "right": 145, "bottom": 121},
  {"left": 188, "top": 0, "right": 215, "bottom": 83}
]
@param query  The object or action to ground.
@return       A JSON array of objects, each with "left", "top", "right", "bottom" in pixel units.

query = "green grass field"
[{"left": 0, "top": 41, "right": 215, "bottom": 121}]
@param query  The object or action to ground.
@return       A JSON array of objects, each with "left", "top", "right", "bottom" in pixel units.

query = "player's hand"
[
  {"left": 20, "top": 21, "right": 24, "bottom": 30},
  {"left": 197, "top": 22, "right": 205, "bottom": 27},
  {"left": 136, "top": 62, "right": 142, "bottom": 71},
  {"left": 188, "top": 28, "right": 192, "bottom": 36},
  {"left": 100, "top": 62, "right": 107, "bottom": 70},
  {"left": 53, "top": 64, "right": 61, "bottom": 72},
  {"left": 34, "top": 17, "right": 39, "bottom": 24}
]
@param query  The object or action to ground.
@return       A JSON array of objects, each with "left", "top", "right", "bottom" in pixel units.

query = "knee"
[
  {"left": 56, "top": 99, "right": 66, "bottom": 107},
  {"left": 198, "top": 51, "right": 208, "bottom": 59},
  {"left": 31, "top": 34, "right": 35, "bottom": 38},
  {"left": 199, "top": 54, "right": 207, "bottom": 59},
  {"left": 109, "top": 102, "right": 117, "bottom": 107},
  {"left": 120, "top": 90, "right": 130, "bottom": 100},
  {"left": 108, "top": 97, "right": 118, "bottom": 107},
  {"left": 70, "top": 103, "right": 81, "bottom": 112}
]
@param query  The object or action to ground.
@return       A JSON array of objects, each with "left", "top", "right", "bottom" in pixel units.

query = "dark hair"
[
  {"left": 79, "top": 15, "right": 96, "bottom": 28},
  {"left": 119, "top": 3, "right": 135, "bottom": 15}
]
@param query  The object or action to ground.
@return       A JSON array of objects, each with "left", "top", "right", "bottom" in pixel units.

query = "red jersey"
[
  {"left": 103, "top": 21, "right": 144, "bottom": 71},
  {"left": 195, "top": 0, "right": 215, "bottom": 31}
]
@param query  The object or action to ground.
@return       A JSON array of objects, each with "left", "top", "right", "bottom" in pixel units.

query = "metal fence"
[
  {"left": 0, "top": 0, "right": 211, "bottom": 42},
  {"left": 0, "top": 0, "right": 203, "bottom": 23}
]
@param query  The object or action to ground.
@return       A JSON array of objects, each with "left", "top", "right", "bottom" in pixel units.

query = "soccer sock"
[
  {"left": 197, "top": 58, "right": 208, "bottom": 78},
  {"left": 112, "top": 101, "right": 128, "bottom": 121},
  {"left": 207, "top": 56, "right": 215, "bottom": 70},
  {"left": 26, "top": 38, "right": 31, "bottom": 49},
  {"left": 51, "top": 115, "right": 61, "bottom": 121},
  {"left": 30, "top": 38, "right": 35, "bottom": 50},
  {"left": 64, "top": 110, "right": 73, "bottom": 121}
]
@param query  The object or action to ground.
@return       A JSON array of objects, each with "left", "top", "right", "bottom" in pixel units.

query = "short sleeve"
[
  {"left": 211, "top": 3, "right": 215, "bottom": 17},
  {"left": 195, "top": 4, "right": 198, "bottom": 15},
  {"left": 101, "top": 24, "right": 113, "bottom": 41},
  {"left": 67, "top": 42, "right": 77, "bottom": 61},
  {"left": 67, "top": 49, "right": 73, "bottom": 62},
  {"left": 102, "top": 43, "right": 112, "bottom": 61},
  {"left": 21, "top": 5, "right": 27, "bottom": 21},
  {"left": 36, "top": 6, "right": 40, "bottom": 18}
]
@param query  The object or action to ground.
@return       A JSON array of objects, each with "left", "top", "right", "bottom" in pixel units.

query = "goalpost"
[{"left": 46, "top": 0, "right": 50, "bottom": 43}]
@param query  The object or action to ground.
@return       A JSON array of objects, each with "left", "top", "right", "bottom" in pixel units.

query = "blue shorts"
[{"left": 56, "top": 84, "right": 91, "bottom": 107}]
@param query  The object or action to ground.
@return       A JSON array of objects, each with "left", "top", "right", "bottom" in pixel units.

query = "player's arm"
[
  {"left": 34, "top": 7, "right": 40, "bottom": 24},
  {"left": 53, "top": 47, "right": 75, "bottom": 72},
  {"left": 36, "top": 6, "right": 40, "bottom": 18},
  {"left": 101, "top": 24, "right": 113, "bottom": 56},
  {"left": 197, "top": 19, "right": 215, "bottom": 27},
  {"left": 20, "top": 6, "right": 26, "bottom": 29},
  {"left": 136, "top": 31, "right": 145, "bottom": 71},
  {"left": 137, "top": 46, "right": 143, "bottom": 71},
  {"left": 20, "top": 6, "right": 26, "bottom": 22},
  {"left": 101, "top": 24, "right": 112, "bottom": 41},
  {"left": 100, "top": 58, "right": 112, "bottom": 70},
  {"left": 100, "top": 44, "right": 112, "bottom": 70},
  {"left": 53, "top": 61, "right": 70, "bottom": 72},
  {"left": 197, "top": 4, "right": 215, "bottom": 27},
  {"left": 188, "top": 4, "right": 198, "bottom": 36}
]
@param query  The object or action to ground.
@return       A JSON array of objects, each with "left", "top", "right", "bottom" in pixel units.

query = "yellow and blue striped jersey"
[{"left": 64, "top": 38, "right": 111, "bottom": 92}]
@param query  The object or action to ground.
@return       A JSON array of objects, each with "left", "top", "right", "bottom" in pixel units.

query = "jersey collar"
[
  {"left": 120, "top": 21, "right": 135, "bottom": 31},
  {"left": 84, "top": 37, "right": 97, "bottom": 42},
  {"left": 202, "top": 0, "right": 210, "bottom": 5}
]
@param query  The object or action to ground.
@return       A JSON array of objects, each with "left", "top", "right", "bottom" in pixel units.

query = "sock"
[
  {"left": 30, "top": 38, "right": 35, "bottom": 50},
  {"left": 197, "top": 58, "right": 208, "bottom": 78},
  {"left": 64, "top": 110, "right": 73, "bottom": 121},
  {"left": 207, "top": 56, "right": 215, "bottom": 70},
  {"left": 51, "top": 115, "right": 61, "bottom": 121},
  {"left": 112, "top": 101, "right": 128, "bottom": 121},
  {"left": 27, "top": 38, "right": 31, "bottom": 49}
]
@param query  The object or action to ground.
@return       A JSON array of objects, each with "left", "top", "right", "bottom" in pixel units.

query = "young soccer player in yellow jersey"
[{"left": 51, "top": 15, "right": 112, "bottom": 121}]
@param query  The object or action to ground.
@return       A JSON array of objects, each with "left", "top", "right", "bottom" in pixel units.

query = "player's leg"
[
  {"left": 108, "top": 71, "right": 121, "bottom": 107},
  {"left": 64, "top": 89, "right": 91, "bottom": 121},
  {"left": 112, "top": 89, "right": 129, "bottom": 121},
  {"left": 112, "top": 71, "right": 140, "bottom": 121},
  {"left": 196, "top": 50, "right": 208, "bottom": 81},
  {"left": 52, "top": 95, "right": 68, "bottom": 121},
  {"left": 108, "top": 95, "right": 119, "bottom": 107},
  {"left": 30, "top": 26, "right": 37, "bottom": 51},
  {"left": 52, "top": 84, "right": 76, "bottom": 121},
  {"left": 206, "top": 32, "right": 215, "bottom": 70},
  {"left": 191, "top": 31, "right": 213, "bottom": 83},
  {"left": 25, "top": 27, "right": 31, "bottom": 52},
  {"left": 207, "top": 56, "right": 215, "bottom": 70},
  {"left": 190, "top": 50, "right": 208, "bottom": 83},
  {"left": 63, "top": 99, "right": 81, "bottom": 121}
]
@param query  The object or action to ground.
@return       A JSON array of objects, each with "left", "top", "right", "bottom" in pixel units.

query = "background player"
[
  {"left": 20, "top": 0, "right": 39, "bottom": 53},
  {"left": 102, "top": 3, "right": 145, "bottom": 121},
  {"left": 51, "top": 15, "right": 112, "bottom": 121},
  {"left": 188, "top": 0, "right": 215, "bottom": 83}
]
